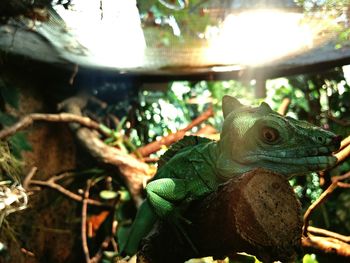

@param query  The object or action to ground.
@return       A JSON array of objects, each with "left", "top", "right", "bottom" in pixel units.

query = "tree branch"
[
  {"left": 327, "top": 112, "right": 350, "bottom": 127},
  {"left": 59, "top": 95, "right": 150, "bottom": 206},
  {"left": 303, "top": 171, "right": 350, "bottom": 236},
  {"left": 307, "top": 226, "right": 350, "bottom": 243},
  {"left": 82, "top": 179, "right": 92, "bottom": 263},
  {"left": 22, "top": 166, "right": 38, "bottom": 190},
  {"left": 277, "top": 97, "right": 291, "bottom": 115},
  {"left": 135, "top": 107, "right": 214, "bottom": 157},
  {"left": 0, "top": 113, "right": 110, "bottom": 140},
  {"left": 28, "top": 172, "right": 108, "bottom": 207},
  {"left": 334, "top": 143, "right": 350, "bottom": 165},
  {"left": 302, "top": 235, "right": 350, "bottom": 258},
  {"left": 340, "top": 135, "right": 350, "bottom": 150}
]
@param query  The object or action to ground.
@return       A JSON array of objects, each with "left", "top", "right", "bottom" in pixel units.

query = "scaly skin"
[{"left": 122, "top": 96, "right": 341, "bottom": 255}]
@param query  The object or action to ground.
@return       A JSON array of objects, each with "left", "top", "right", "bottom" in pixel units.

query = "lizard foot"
[{"left": 168, "top": 211, "right": 198, "bottom": 254}]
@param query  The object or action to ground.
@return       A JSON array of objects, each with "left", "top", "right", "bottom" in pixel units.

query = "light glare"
[
  {"left": 206, "top": 10, "right": 313, "bottom": 65},
  {"left": 55, "top": 0, "right": 145, "bottom": 68}
]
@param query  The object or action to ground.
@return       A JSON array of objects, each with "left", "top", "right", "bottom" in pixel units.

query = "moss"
[{"left": 0, "top": 141, "right": 22, "bottom": 183}]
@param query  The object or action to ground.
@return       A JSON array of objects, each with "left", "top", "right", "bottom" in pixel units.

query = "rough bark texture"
[
  {"left": 138, "top": 168, "right": 302, "bottom": 263},
  {"left": 0, "top": 70, "right": 80, "bottom": 263},
  {"left": 59, "top": 95, "right": 150, "bottom": 206}
]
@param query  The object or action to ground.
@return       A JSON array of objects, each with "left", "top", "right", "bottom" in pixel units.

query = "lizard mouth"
[
  {"left": 243, "top": 145, "right": 339, "bottom": 170},
  {"left": 250, "top": 145, "right": 338, "bottom": 159},
  {"left": 303, "top": 145, "right": 338, "bottom": 157},
  {"left": 241, "top": 135, "right": 341, "bottom": 173}
]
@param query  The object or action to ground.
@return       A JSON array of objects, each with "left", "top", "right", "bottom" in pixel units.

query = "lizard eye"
[{"left": 261, "top": 126, "right": 279, "bottom": 144}]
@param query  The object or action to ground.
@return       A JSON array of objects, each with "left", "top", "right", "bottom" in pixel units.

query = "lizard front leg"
[
  {"left": 146, "top": 178, "right": 198, "bottom": 252},
  {"left": 121, "top": 178, "right": 188, "bottom": 256},
  {"left": 146, "top": 178, "right": 188, "bottom": 218}
]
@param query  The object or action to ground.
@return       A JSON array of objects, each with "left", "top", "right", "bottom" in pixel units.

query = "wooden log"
[{"left": 137, "top": 168, "right": 302, "bottom": 263}]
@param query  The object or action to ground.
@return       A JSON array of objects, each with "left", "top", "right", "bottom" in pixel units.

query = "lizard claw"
[{"left": 168, "top": 211, "right": 198, "bottom": 254}]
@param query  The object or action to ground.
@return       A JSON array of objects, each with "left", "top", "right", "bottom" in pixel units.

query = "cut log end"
[{"left": 138, "top": 168, "right": 302, "bottom": 263}]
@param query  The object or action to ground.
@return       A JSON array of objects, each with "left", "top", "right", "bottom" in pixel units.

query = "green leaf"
[
  {"left": 302, "top": 254, "right": 318, "bottom": 263},
  {"left": 99, "top": 190, "right": 118, "bottom": 200},
  {"left": 0, "top": 80, "right": 19, "bottom": 109},
  {"left": 104, "top": 137, "right": 115, "bottom": 145},
  {"left": 118, "top": 189, "right": 131, "bottom": 202},
  {"left": 102, "top": 251, "right": 118, "bottom": 259},
  {"left": 99, "top": 124, "right": 112, "bottom": 135}
]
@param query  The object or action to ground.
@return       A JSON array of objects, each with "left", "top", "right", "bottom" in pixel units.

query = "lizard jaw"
[{"left": 241, "top": 154, "right": 338, "bottom": 175}]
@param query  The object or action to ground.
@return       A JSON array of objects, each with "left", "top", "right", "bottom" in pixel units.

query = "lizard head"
[{"left": 217, "top": 96, "right": 342, "bottom": 178}]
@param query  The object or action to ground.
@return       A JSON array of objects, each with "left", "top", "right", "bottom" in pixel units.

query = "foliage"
[
  {"left": 0, "top": 76, "right": 32, "bottom": 159},
  {"left": 295, "top": 0, "right": 350, "bottom": 11},
  {"left": 302, "top": 253, "right": 319, "bottom": 263},
  {"left": 138, "top": 0, "right": 214, "bottom": 48},
  {"left": 0, "top": 141, "right": 22, "bottom": 184},
  {"left": 130, "top": 80, "right": 257, "bottom": 149}
]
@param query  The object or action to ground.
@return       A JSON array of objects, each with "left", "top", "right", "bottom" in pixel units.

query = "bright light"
[
  {"left": 55, "top": 0, "right": 145, "bottom": 68},
  {"left": 205, "top": 10, "right": 313, "bottom": 66}
]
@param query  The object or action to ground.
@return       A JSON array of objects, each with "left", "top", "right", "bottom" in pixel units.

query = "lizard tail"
[{"left": 120, "top": 200, "right": 157, "bottom": 256}]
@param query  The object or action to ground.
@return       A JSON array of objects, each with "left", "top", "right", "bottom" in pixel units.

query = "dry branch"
[
  {"left": 82, "top": 180, "right": 92, "bottom": 263},
  {"left": 277, "top": 97, "right": 291, "bottom": 115},
  {"left": 307, "top": 226, "right": 350, "bottom": 243},
  {"left": 59, "top": 95, "right": 150, "bottom": 206},
  {"left": 28, "top": 172, "right": 107, "bottom": 207},
  {"left": 334, "top": 143, "right": 350, "bottom": 165},
  {"left": 302, "top": 235, "right": 350, "bottom": 258},
  {"left": 0, "top": 113, "right": 110, "bottom": 140},
  {"left": 135, "top": 106, "right": 213, "bottom": 157},
  {"left": 327, "top": 112, "right": 350, "bottom": 127},
  {"left": 22, "top": 166, "right": 38, "bottom": 190},
  {"left": 340, "top": 135, "right": 350, "bottom": 150}
]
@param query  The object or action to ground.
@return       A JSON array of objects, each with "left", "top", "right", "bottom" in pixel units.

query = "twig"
[
  {"left": 90, "top": 193, "right": 119, "bottom": 263},
  {"left": 69, "top": 64, "right": 79, "bottom": 85},
  {"left": 319, "top": 135, "right": 350, "bottom": 181},
  {"left": 0, "top": 113, "right": 110, "bottom": 140},
  {"left": 327, "top": 112, "right": 350, "bottom": 127},
  {"left": 136, "top": 106, "right": 214, "bottom": 157},
  {"left": 334, "top": 143, "right": 350, "bottom": 165},
  {"left": 90, "top": 236, "right": 113, "bottom": 263},
  {"left": 307, "top": 226, "right": 350, "bottom": 243},
  {"left": 303, "top": 171, "right": 350, "bottom": 236},
  {"left": 340, "top": 135, "right": 350, "bottom": 150},
  {"left": 277, "top": 97, "right": 291, "bottom": 115},
  {"left": 29, "top": 173, "right": 108, "bottom": 207},
  {"left": 82, "top": 180, "right": 92, "bottom": 263},
  {"left": 20, "top": 248, "right": 35, "bottom": 257},
  {"left": 143, "top": 157, "right": 159, "bottom": 163},
  {"left": 22, "top": 166, "right": 38, "bottom": 190}
]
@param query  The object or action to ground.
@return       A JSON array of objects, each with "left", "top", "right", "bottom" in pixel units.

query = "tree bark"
[{"left": 59, "top": 95, "right": 150, "bottom": 206}]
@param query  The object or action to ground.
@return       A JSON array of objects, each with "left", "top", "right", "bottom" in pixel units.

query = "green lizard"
[{"left": 122, "top": 95, "right": 341, "bottom": 255}]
